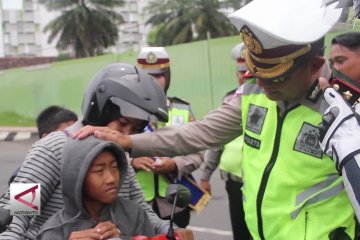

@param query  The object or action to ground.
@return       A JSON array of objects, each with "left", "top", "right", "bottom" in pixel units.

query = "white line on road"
[
  {"left": 14, "top": 132, "right": 31, "bottom": 141},
  {"left": 0, "top": 132, "right": 9, "bottom": 140},
  {"left": 187, "top": 225, "right": 233, "bottom": 236}
]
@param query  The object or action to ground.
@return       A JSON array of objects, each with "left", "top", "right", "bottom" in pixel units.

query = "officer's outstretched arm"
[{"left": 318, "top": 88, "right": 360, "bottom": 220}]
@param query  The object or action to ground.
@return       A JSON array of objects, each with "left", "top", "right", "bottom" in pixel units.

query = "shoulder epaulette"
[
  {"left": 168, "top": 96, "right": 190, "bottom": 105},
  {"left": 224, "top": 88, "right": 237, "bottom": 98}
]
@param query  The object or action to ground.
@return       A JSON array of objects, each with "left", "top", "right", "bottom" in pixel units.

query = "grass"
[{"left": 0, "top": 112, "right": 35, "bottom": 126}]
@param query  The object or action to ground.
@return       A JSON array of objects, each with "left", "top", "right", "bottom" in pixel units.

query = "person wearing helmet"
[
  {"left": 199, "top": 43, "right": 251, "bottom": 240},
  {"left": 72, "top": 0, "right": 358, "bottom": 239},
  {"left": 0, "top": 63, "right": 173, "bottom": 239},
  {"left": 133, "top": 47, "right": 205, "bottom": 228}
]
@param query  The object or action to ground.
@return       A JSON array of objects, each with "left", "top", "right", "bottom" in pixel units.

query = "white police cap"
[
  {"left": 228, "top": 0, "right": 343, "bottom": 79},
  {"left": 231, "top": 43, "right": 248, "bottom": 72},
  {"left": 137, "top": 47, "right": 170, "bottom": 74}
]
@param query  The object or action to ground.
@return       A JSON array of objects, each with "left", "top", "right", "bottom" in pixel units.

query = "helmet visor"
[{"left": 110, "top": 97, "right": 152, "bottom": 122}]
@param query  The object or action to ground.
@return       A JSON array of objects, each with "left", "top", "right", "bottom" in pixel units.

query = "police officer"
[
  {"left": 133, "top": 47, "right": 204, "bottom": 228},
  {"left": 73, "top": 0, "right": 356, "bottom": 238},
  {"left": 200, "top": 43, "right": 251, "bottom": 240},
  {"left": 330, "top": 32, "right": 360, "bottom": 83}
]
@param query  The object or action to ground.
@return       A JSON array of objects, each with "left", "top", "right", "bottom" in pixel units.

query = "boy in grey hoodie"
[{"left": 38, "top": 136, "right": 155, "bottom": 239}]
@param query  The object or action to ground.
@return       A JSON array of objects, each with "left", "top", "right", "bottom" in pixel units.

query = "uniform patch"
[
  {"left": 246, "top": 104, "right": 267, "bottom": 134},
  {"left": 294, "top": 122, "right": 323, "bottom": 159},
  {"left": 244, "top": 133, "right": 261, "bottom": 149},
  {"left": 171, "top": 115, "right": 185, "bottom": 126},
  {"left": 146, "top": 52, "right": 157, "bottom": 64}
]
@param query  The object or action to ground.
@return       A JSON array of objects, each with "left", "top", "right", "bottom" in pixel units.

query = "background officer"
[
  {"left": 134, "top": 47, "right": 206, "bottom": 228},
  {"left": 200, "top": 43, "right": 251, "bottom": 240}
]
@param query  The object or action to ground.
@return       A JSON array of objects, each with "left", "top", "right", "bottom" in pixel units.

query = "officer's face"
[
  {"left": 330, "top": 44, "right": 360, "bottom": 82},
  {"left": 256, "top": 57, "right": 324, "bottom": 101},
  {"left": 236, "top": 70, "right": 247, "bottom": 85},
  {"left": 151, "top": 74, "right": 167, "bottom": 90}
]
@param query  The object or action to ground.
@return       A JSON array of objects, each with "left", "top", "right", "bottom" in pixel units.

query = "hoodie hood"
[{"left": 61, "top": 136, "right": 127, "bottom": 217}]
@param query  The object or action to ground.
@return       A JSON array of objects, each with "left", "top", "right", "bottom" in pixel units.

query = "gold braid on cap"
[
  {"left": 244, "top": 44, "right": 311, "bottom": 79},
  {"left": 250, "top": 45, "right": 311, "bottom": 64},
  {"left": 240, "top": 28, "right": 263, "bottom": 54},
  {"left": 245, "top": 49, "right": 293, "bottom": 79},
  {"left": 137, "top": 63, "right": 170, "bottom": 69}
]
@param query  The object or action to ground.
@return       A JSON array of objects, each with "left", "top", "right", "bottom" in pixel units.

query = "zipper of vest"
[
  {"left": 256, "top": 106, "right": 298, "bottom": 240},
  {"left": 304, "top": 211, "right": 309, "bottom": 240}
]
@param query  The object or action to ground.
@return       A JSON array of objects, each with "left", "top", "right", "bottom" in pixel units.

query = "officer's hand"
[
  {"left": 318, "top": 88, "right": 360, "bottom": 171},
  {"left": 71, "top": 125, "right": 132, "bottom": 150},
  {"left": 132, "top": 157, "right": 155, "bottom": 171},
  {"left": 200, "top": 180, "right": 212, "bottom": 195},
  {"left": 174, "top": 228, "right": 194, "bottom": 240},
  {"left": 152, "top": 157, "right": 177, "bottom": 174}
]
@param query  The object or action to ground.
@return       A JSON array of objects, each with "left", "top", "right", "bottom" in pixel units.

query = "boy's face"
[
  {"left": 106, "top": 116, "right": 147, "bottom": 135},
  {"left": 83, "top": 151, "right": 120, "bottom": 204}
]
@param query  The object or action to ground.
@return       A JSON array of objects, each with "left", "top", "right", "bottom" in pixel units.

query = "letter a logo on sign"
[
  {"left": 15, "top": 185, "right": 38, "bottom": 210},
  {"left": 10, "top": 183, "right": 41, "bottom": 216}
]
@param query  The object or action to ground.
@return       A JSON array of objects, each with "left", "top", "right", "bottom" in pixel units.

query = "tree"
[
  {"left": 221, "top": 0, "right": 254, "bottom": 10},
  {"left": 146, "top": 0, "right": 238, "bottom": 46},
  {"left": 39, "top": 0, "right": 124, "bottom": 58}
]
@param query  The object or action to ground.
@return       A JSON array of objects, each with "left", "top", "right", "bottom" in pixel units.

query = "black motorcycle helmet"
[{"left": 81, "top": 63, "right": 168, "bottom": 126}]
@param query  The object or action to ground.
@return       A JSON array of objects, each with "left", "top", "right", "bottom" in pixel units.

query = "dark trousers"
[{"left": 225, "top": 179, "right": 251, "bottom": 240}]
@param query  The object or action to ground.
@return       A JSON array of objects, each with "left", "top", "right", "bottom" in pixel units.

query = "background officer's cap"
[
  {"left": 228, "top": 0, "right": 343, "bottom": 80},
  {"left": 231, "top": 43, "right": 248, "bottom": 72},
  {"left": 137, "top": 47, "right": 170, "bottom": 75}
]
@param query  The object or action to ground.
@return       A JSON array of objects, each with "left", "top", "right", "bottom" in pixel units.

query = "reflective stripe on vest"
[
  {"left": 291, "top": 180, "right": 344, "bottom": 219},
  {"left": 136, "top": 100, "right": 190, "bottom": 201},
  {"left": 241, "top": 80, "right": 355, "bottom": 240}
]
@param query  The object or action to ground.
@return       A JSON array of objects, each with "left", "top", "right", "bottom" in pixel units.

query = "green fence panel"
[{"left": 0, "top": 31, "right": 356, "bottom": 125}]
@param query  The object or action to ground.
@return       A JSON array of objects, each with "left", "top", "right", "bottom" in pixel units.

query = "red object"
[
  {"left": 132, "top": 233, "right": 181, "bottom": 240},
  {"left": 329, "top": 76, "right": 360, "bottom": 106}
]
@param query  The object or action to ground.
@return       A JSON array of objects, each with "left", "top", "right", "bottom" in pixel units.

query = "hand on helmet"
[
  {"left": 318, "top": 88, "right": 360, "bottom": 171},
  {"left": 71, "top": 125, "right": 132, "bottom": 150}
]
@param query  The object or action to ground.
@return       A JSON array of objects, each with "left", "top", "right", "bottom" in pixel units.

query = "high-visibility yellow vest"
[
  {"left": 219, "top": 136, "right": 243, "bottom": 179},
  {"left": 136, "top": 98, "right": 191, "bottom": 201},
  {"left": 241, "top": 79, "right": 355, "bottom": 240}
]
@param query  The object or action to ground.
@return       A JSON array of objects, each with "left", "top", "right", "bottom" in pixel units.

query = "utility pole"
[
  {"left": 0, "top": 1, "right": 5, "bottom": 57},
  {"left": 206, "top": 31, "right": 215, "bottom": 109}
]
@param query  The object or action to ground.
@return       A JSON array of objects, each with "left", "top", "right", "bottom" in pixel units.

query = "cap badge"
[
  {"left": 146, "top": 52, "right": 157, "bottom": 64},
  {"left": 240, "top": 26, "right": 263, "bottom": 55}
]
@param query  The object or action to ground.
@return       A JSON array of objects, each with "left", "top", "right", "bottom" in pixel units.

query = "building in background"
[
  {"left": 115, "top": 0, "right": 151, "bottom": 54},
  {"left": 0, "top": 0, "right": 151, "bottom": 57}
]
